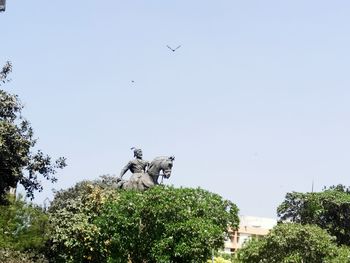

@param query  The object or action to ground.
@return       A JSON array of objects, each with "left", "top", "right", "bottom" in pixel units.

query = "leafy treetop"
[
  {"left": 237, "top": 223, "right": 348, "bottom": 263},
  {"left": 0, "top": 61, "right": 66, "bottom": 203},
  {"left": 48, "top": 177, "right": 239, "bottom": 263},
  {"left": 277, "top": 185, "right": 350, "bottom": 246}
]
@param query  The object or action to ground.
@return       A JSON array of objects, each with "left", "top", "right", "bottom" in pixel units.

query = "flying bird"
[{"left": 167, "top": 45, "right": 181, "bottom": 52}]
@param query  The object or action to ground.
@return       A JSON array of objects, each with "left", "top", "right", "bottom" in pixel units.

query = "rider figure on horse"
[
  {"left": 117, "top": 148, "right": 175, "bottom": 190},
  {"left": 119, "top": 148, "right": 148, "bottom": 178}
]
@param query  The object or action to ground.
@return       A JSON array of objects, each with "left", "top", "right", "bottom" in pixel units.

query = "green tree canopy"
[
  {"left": 0, "top": 61, "right": 66, "bottom": 203},
  {"left": 48, "top": 176, "right": 121, "bottom": 262},
  {"left": 330, "top": 246, "right": 350, "bottom": 263},
  {"left": 48, "top": 177, "right": 239, "bottom": 263},
  {"left": 237, "top": 223, "right": 346, "bottom": 263},
  {"left": 97, "top": 186, "right": 239, "bottom": 263},
  {"left": 0, "top": 249, "right": 48, "bottom": 263},
  {"left": 0, "top": 195, "right": 49, "bottom": 262},
  {"left": 277, "top": 185, "right": 350, "bottom": 245}
]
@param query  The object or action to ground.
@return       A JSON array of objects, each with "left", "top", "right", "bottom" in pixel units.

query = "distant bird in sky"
[{"left": 167, "top": 45, "right": 181, "bottom": 52}]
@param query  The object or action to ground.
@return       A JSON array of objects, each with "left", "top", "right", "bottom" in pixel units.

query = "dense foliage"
[
  {"left": 48, "top": 176, "right": 119, "bottom": 262},
  {"left": 0, "top": 195, "right": 49, "bottom": 262},
  {"left": 0, "top": 195, "right": 48, "bottom": 251},
  {"left": 0, "top": 61, "right": 66, "bottom": 203},
  {"left": 207, "top": 257, "right": 232, "bottom": 263},
  {"left": 330, "top": 246, "right": 350, "bottom": 263},
  {"left": 237, "top": 223, "right": 347, "bottom": 263},
  {"left": 48, "top": 178, "right": 239, "bottom": 263},
  {"left": 277, "top": 185, "right": 350, "bottom": 246},
  {"left": 0, "top": 249, "right": 48, "bottom": 263},
  {"left": 98, "top": 186, "right": 239, "bottom": 263}
]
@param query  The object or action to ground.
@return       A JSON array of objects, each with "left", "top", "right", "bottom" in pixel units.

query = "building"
[
  {"left": 224, "top": 215, "right": 277, "bottom": 253},
  {"left": 0, "top": 0, "right": 5, "bottom": 12}
]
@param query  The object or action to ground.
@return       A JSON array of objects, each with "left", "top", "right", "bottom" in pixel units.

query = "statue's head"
[{"left": 131, "top": 147, "right": 143, "bottom": 158}]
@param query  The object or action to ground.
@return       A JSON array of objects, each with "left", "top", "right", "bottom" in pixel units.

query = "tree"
[
  {"left": 331, "top": 246, "right": 350, "bottom": 263},
  {"left": 48, "top": 178, "right": 239, "bottom": 263},
  {"left": 0, "top": 195, "right": 48, "bottom": 251},
  {"left": 325, "top": 246, "right": 350, "bottom": 263},
  {"left": 0, "top": 61, "right": 66, "bottom": 203},
  {"left": 0, "top": 249, "right": 48, "bottom": 263},
  {"left": 207, "top": 257, "right": 232, "bottom": 263},
  {"left": 48, "top": 176, "right": 119, "bottom": 262},
  {"left": 237, "top": 223, "right": 345, "bottom": 263},
  {"left": 97, "top": 186, "right": 239, "bottom": 263},
  {"left": 0, "top": 61, "right": 12, "bottom": 84},
  {"left": 277, "top": 186, "right": 350, "bottom": 246},
  {"left": 0, "top": 195, "right": 49, "bottom": 262}
]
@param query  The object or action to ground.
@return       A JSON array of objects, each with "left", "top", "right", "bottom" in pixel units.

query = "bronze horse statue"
[{"left": 117, "top": 156, "right": 175, "bottom": 191}]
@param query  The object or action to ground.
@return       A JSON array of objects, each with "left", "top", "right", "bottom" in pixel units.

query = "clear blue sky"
[{"left": 1, "top": 1, "right": 350, "bottom": 218}]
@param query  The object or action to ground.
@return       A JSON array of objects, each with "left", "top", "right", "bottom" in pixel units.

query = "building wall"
[{"left": 224, "top": 215, "right": 277, "bottom": 253}]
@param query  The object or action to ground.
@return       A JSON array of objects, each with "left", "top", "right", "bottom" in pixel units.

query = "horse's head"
[
  {"left": 159, "top": 156, "right": 175, "bottom": 179},
  {"left": 148, "top": 156, "right": 175, "bottom": 182}
]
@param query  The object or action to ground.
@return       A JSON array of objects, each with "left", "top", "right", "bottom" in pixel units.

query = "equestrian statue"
[{"left": 116, "top": 148, "right": 175, "bottom": 191}]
